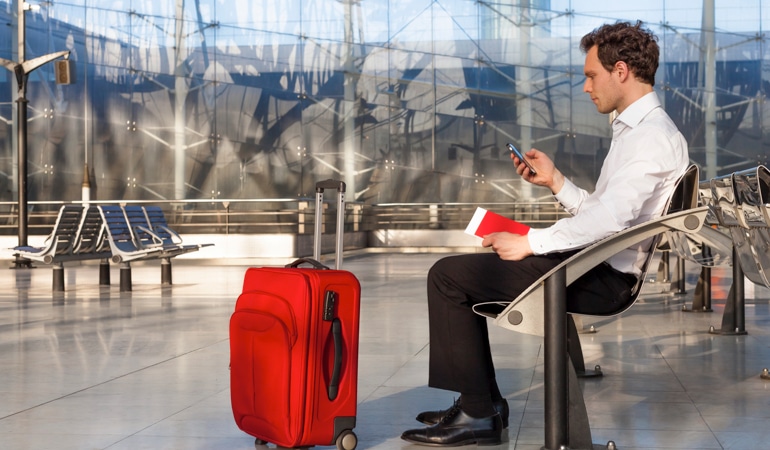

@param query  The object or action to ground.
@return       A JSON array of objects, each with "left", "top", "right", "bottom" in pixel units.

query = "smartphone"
[{"left": 507, "top": 143, "right": 537, "bottom": 175}]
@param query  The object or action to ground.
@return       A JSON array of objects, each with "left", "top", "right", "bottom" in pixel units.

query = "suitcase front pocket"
[{"left": 230, "top": 310, "right": 296, "bottom": 443}]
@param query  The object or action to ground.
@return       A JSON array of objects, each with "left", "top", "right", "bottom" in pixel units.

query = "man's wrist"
[{"left": 550, "top": 170, "right": 565, "bottom": 194}]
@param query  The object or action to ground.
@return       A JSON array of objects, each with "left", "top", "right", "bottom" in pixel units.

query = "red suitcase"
[{"left": 230, "top": 180, "right": 360, "bottom": 450}]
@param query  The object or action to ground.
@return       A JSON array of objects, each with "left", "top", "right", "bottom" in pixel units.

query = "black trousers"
[{"left": 426, "top": 252, "right": 637, "bottom": 395}]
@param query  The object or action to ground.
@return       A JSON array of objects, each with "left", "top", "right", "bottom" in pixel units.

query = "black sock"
[{"left": 459, "top": 393, "right": 496, "bottom": 418}]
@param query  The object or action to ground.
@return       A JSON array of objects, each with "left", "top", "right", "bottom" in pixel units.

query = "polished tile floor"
[{"left": 1, "top": 253, "right": 770, "bottom": 450}]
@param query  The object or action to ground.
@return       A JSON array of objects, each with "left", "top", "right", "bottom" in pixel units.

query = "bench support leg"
[
  {"left": 545, "top": 268, "right": 616, "bottom": 450},
  {"left": 12, "top": 254, "right": 34, "bottom": 269},
  {"left": 568, "top": 315, "right": 602, "bottom": 378},
  {"left": 656, "top": 252, "right": 687, "bottom": 295},
  {"left": 671, "top": 255, "right": 687, "bottom": 294},
  {"left": 683, "top": 266, "right": 713, "bottom": 312},
  {"left": 99, "top": 259, "right": 110, "bottom": 286},
  {"left": 656, "top": 251, "right": 671, "bottom": 284},
  {"left": 52, "top": 263, "right": 64, "bottom": 292},
  {"left": 711, "top": 247, "right": 747, "bottom": 335},
  {"left": 544, "top": 268, "right": 570, "bottom": 449},
  {"left": 120, "top": 262, "right": 132, "bottom": 292},
  {"left": 161, "top": 258, "right": 172, "bottom": 285}
]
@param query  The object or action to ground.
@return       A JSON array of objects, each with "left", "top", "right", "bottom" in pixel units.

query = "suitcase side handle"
[{"left": 328, "top": 317, "right": 343, "bottom": 401}]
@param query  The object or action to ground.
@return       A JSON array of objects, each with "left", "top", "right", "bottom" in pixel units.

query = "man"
[{"left": 401, "top": 21, "right": 690, "bottom": 447}]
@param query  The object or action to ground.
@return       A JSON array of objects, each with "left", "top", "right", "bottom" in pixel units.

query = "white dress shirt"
[{"left": 527, "top": 91, "right": 690, "bottom": 276}]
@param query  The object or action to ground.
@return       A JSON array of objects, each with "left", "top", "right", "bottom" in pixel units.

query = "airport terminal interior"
[
  {"left": 2, "top": 0, "right": 770, "bottom": 449},
  {"left": 2, "top": 251, "right": 770, "bottom": 450}
]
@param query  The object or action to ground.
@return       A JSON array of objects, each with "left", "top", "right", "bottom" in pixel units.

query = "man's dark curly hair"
[{"left": 580, "top": 21, "right": 659, "bottom": 86}]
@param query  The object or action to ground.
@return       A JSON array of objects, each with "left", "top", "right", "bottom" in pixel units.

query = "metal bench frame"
[
  {"left": 99, "top": 204, "right": 213, "bottom": 291},
  {"left": 474, "top": 165, "right": 707, "bottom": 449},
  {"left": 12, "top": 205, "right": 111, "bottom": 291}
]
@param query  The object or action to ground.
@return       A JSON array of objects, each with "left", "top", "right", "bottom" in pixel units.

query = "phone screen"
[{"left": 507, "top": 143, "right": 537, "bottom": 175}]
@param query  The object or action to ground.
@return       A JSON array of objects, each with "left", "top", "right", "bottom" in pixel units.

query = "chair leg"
[
  {"left": 567, "top": 357, "right": 595, "bottom": 449},
  {"left": 672, "top": 256, "right": 687, "bottom": 294},
  {"left": 544, "top": 268, "right": 569, "bottom": 449},
  {"left": 52, "top": 263, "right": 65, "bottom": 292},
  {"left": 568, "top": 315, "right": 603, "bottom": 378},
  {"left": 161, "top": 258, "right": 172, "bottom": 285},
  {"left": 656, "top": 251, "right": 671, "bottom": 283},
  {"left": 545, "top": 267, "right": 615, "bottom": 450},
  {"left": 99, "top": 259, "right": 110, "bottom": 286},
  {"left": 120, "top": 262, "right": 132, "bottom": 292},
  {"left": 711, "top": 247, "right": 747, "bottom": 335},
  {"left": 683, "top": 266, "right": 712, "bottom": 312}
]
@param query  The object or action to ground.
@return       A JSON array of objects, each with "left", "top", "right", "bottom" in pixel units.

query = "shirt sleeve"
[
  {"left": 527, "top": 120, "right": 686, "bottom": 256},
  {"left": 551, "top": 176, "right": 588, "bottom": 216}
]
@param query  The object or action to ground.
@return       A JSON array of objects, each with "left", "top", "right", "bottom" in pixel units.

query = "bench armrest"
[
  {"left": 133, "top": 225, "right": 165, "bottom": 248},
  {"left": 475, "top": 206, "right": 709, "bottom": 336},
  {"left": 154, "top": 224, "right": 184, "bottom": 244}
]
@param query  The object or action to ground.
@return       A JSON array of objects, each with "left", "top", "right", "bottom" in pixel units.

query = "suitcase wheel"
[
  {"left": 336, "top": 429, "right": 357, "bottom": 450},
  {"left": 254, "top": 437, "right": 269, "bottom": 447}
]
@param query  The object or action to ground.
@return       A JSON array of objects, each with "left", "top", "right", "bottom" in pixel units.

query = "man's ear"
[{"left": 614, "top": 61, "right": 630, "bottom": 82}]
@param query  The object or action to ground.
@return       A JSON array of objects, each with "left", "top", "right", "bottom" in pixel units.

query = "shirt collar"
[{"left": 613, "top": 91, "right": 662, "bottom": 129}]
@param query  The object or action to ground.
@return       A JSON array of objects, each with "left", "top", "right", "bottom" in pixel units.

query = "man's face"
[{"left": 583, "top": 46, "right": 620, "bottom": 114}]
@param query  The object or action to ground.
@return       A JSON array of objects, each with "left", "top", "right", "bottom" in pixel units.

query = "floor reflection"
[{"left": 0, "top": 255, "right": 768, "bottom": 449}]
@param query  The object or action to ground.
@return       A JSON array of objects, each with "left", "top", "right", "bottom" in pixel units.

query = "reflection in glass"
[{"left": 0, "top": 0, "right": 766, "bottom": 205}]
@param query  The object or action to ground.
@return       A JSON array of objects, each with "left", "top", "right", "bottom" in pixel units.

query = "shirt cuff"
[
  {"left": 527, "top": 178, "right": 582, "bottom": 255},
  {"left": 553, "top": 177, "right": 581, "bottom": 210},
  {"left": 527, "top": 227, "right": 552, "bottom": 255}
]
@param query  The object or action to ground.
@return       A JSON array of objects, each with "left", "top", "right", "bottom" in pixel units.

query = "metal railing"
[
  {"left": 366, "top": 201, "right": 568, "bottom": 230},
  {"left": 0, "top": 199, "right": 564, "bottom": 237}
]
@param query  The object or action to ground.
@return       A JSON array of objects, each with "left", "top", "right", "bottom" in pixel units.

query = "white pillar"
[
  {"left": 174, "top": 0, "right": 188, "bottom": 199},
  {"left": 341, "top": 1, "right": 357, "bottom": 196},
  {"left": 702, "top": 0, "right": 718, "bottom": 179},
  {"left": 518, "top": 0, "right": 534, "bottom": 199}
]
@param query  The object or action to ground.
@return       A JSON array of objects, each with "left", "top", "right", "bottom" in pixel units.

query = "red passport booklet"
[{"left": 464, "top": 207, "right": 530, "bottom": 237}]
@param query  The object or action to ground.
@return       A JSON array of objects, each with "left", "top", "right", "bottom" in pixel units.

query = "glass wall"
[{"left": 0, "top": 0, "right": 767, "bottom": 205}]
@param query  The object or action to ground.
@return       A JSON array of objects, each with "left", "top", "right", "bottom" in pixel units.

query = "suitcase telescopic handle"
[
  {"left": 314, "top": 179, "right": 346, "bottom": 270},
  {"left": 328, "top": 318, "right": 343, "bottom": 401},
  {"left": 316, "top": 179, "right": 346, "bottom": 193}
]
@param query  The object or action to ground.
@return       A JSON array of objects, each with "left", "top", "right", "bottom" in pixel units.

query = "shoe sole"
[
  {"left": 401, "top": 436, "right": 502, "bottom": 447},
  {"left": 417, "top": 418, "right": 509, "bottom": 429}
]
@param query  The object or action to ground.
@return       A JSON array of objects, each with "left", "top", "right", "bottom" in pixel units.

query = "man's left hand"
[{"left": 481, "top": 232, "right": 533, "bottom": 261}]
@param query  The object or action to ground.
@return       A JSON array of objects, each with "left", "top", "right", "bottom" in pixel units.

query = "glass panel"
[{"left": 0, "top": 0, "right": 764, "bottom": 204}]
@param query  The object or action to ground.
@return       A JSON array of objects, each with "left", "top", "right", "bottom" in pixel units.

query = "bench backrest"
[
  {"left": 143, "top": 205, "right": 179, "bottom": 245},
  {"left": 99, "top": 205, "right": 142, "bottom": 253},
  {"left": 72, "top": 206, "right": 109, "bottom": 255},
  {"left": 666, "top": 165, "right": 700, "bottom": 215},
  {"left": 753, "top": 167, "right": 770, "bottom": 288},
  {"left": 758, "top": 165, "right": 770, "bottom": 225},
  {"left": 611, "top": 164, "right": 700, "bottom": 311},
  {"left": 123, "top": 205, "right": 163, "bottom": 248},
  {"left": 49, "top": 205, "right": 85, "bottom": 256},
  {"left": 714, "top": 165, "right": 770, "bottom": 287}
]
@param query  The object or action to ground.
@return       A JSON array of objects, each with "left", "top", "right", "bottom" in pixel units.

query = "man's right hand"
[
  {"left": 511, "top": 149, "right": 565, "bottom": 195},
  {"left": 482, "top": 232, "right": 533, "bottom": 261}
]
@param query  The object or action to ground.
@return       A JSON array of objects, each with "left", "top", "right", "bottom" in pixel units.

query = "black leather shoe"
[
  {"left": 415, "top": 398, "right": 510, "bottom": 429},
  {"left": 401, "top": 408, "right": 503, "bottom": 447}
]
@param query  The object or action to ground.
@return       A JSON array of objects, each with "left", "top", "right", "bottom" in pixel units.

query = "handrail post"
[{"left": 544, "top": 266, "right": 568, "bottom": 449}]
